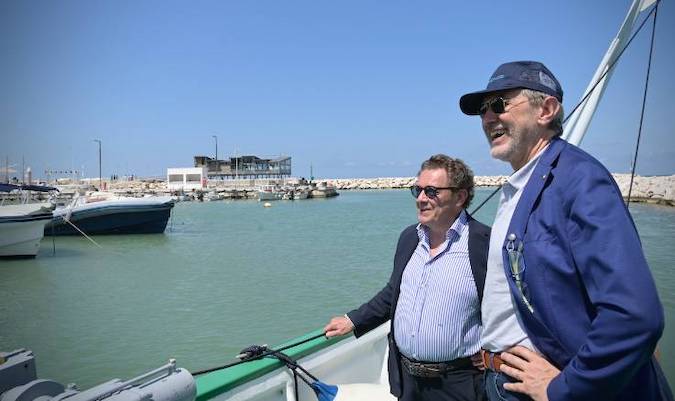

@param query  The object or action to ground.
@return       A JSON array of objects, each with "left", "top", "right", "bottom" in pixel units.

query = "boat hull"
[
  {"left": 196, "top": 323, "right": 393, "bottom": 401},
  {"left": 257, "top": 192, "right": 283, "bottom": 201},
  {"left": 0, "top": 214, "right": 53, "bottom": 258},
  {"left": 45, "top": 202, "right": 174, "bottom": 236}
]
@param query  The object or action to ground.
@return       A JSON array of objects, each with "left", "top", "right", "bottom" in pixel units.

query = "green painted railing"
[{"left": 195, "top": 329, "right": 347, "bottom": 401}]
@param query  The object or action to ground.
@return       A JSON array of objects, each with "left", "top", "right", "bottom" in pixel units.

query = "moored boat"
[
  {"left": 309, "top": 182, "right": 339, "bottom": 198},
  {"left": 0, "top": 184, "right": 54, "bottom": 258},
  {"left": 45, "top": 192, "right": 175, "bottom": 236},
  {"left": 257, "top": 186, "right": 284, "bottom": 201},
  {"left": 0, "top": 349, "right": 196, "bottom": 401}
]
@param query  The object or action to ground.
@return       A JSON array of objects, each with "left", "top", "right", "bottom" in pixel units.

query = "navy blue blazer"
[
  {"left": 347, "top": 216, "right": 490, "bottom": 397},
  {"left": 503, "top": 137, "right": 669, "bottom": 401}
]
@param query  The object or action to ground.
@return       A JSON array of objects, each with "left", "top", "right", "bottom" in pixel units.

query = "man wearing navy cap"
[{"left": 459, "top": 61, "right": 671, "bottom": 401}]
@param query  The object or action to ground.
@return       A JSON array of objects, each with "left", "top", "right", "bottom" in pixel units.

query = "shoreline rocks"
[{"left": 321, "top": 174, "right": 675, "bottom": 206}]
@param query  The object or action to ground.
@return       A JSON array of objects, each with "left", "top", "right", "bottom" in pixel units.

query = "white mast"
[{"left": 562, "top": 0, "right": 656, "bottom": 146}]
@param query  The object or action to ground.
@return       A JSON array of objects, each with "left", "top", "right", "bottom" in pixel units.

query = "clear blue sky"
[{"left": 2, "top": 0, "right": 674, "bottom": 180}]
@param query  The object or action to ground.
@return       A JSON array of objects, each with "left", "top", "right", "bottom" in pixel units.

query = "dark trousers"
[
  {"left": 484, "top": 370, "right": 532, "bottom": 401},
  {"left": 400, "top": 365, "right": 485, "bottom": 401}
]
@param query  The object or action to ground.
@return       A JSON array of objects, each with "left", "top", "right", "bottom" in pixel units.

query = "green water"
[{"left": 0, "top": 189, "right": 673, "bottom": 389}]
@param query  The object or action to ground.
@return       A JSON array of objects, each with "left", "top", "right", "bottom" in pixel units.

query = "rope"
[
  {"left": 63, "top": 217, "right": 103, "bottom": 248},
  {"left": 191, "top": 332, "right": 326, "bottom": 376},
  {"left": 51, "top": 222, "right": 56, "bottom": 255},
  {"left": 470, "top": 2, "right": 659, "bottom": 215},
  {"left": 627, "top": 1, "right": 659, "bottom": 207}
]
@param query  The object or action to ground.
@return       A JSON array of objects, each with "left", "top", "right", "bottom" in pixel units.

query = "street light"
[
  {"left": 93, "top": 139, "right": 102, "bottom": 189},
  {"left": 212, "top": 135, "right": 218, "bottom": 161}
]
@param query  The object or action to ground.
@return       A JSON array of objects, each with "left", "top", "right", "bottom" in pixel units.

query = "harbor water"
[{"left": 1, "top": 189, "right": 673, "bottom": 389}]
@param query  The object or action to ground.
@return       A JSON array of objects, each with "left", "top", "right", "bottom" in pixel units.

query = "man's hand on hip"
[
  {"left": 500, "top": 346, "right": 560, "bottom": 401},
  {"left": 324, "top": 315, "right": 355, "bottom": 337}
]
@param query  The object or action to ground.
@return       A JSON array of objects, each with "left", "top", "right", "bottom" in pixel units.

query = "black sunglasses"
[
  {"left": 410, "top": 185, "right": 458, "bottom": 198},
  {"left": 479, "top": 97, "right": 529, "bottom": 116}
]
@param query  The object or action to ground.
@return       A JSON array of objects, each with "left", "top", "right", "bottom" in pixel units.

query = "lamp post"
[{"left": 93, "top": 139, "right": 102, "bottom": 189}]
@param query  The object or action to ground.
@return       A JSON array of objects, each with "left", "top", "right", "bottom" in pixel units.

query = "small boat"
[
  {"left": 257, "top": 186, "right": 284, "bottom": 201},
  {"left": 45, "top": 192, "right": 175, "bottom": 236},
  {"left": 205, "top": 191, "right": 225, "bottom": 201},
  {"left": 309, "top": 182, "right": 339, "bottom": 198},
  {"left": 0, "top": 184, "right": 54, "bottom": 258},
  {"left": 0, "top": 349, "right": 196, "bottom": 401},
  {"left": 292, "top": 186, "right": 310, "bottom": 200}
]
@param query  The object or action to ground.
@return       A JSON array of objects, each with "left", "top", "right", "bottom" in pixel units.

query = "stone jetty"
[{"left": 321, "top": 174, "right": 674, "bottom": 206}]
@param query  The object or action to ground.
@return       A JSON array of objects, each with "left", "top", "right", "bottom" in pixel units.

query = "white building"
[{"left": 166, "top": 167, "right": 207, "bottom": 191}]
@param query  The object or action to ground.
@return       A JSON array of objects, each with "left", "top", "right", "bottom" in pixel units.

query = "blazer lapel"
[
  {"left": 506, "top": 137, "right": 566, "bottom": 241},
  {"left": 468, "top": 217, "right": 489, "bottom": 303},
  {"left": 501, "top": 138, "right": 568, "bottom": 361}
]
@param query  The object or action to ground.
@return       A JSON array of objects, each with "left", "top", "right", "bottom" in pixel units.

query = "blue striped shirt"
[{"left": 393, "top": 210, "right": 481, "bottom": 362}]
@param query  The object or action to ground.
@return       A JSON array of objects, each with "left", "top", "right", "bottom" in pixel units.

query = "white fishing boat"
[
  {"left": 292, "top": 187, "right": 310, "bottom": 200},
  {"left": 45, "top": 192, "right": 175, "bottom": 236},
  {"left": 309, "top": 182, "right": 339, "bottom": 198},
  {"left": 0, "top": 203, "right": 53, "bottom": 258},
  {"left": 0, "top": 184, "right": 55, "bottom": 258},
  {"left": 206, "top": 190, "right": 225, "bottom": 202},
  {"left": 257, "top": 186, "right": 284, "bottom": 201}
]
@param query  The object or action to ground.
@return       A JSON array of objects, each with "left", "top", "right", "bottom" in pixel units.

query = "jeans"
[{"left": 484, "top": 370, "right": 532, "bottom": 401}]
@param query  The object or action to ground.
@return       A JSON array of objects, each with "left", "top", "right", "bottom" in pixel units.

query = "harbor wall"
[
  {"left": 320, "top": 174, "right": 675, "bottom": 206},
  {"left": 8, "top": 174, "right": 672, "bottom": 206}
]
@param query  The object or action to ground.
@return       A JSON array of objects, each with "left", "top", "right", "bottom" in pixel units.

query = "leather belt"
[
  {"left": 400, "top": 355, "right": 473, "bottom": 378},
  {"left": 481, "top": 349, "right": 504, "bottom": 372}
]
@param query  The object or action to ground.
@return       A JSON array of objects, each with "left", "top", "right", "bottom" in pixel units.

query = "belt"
[
  {"left": 400, "top": 355, "right": 473, "bottom": 378},
  {"left": 481, "top": 350, "right": 504, "bottom": 372}
]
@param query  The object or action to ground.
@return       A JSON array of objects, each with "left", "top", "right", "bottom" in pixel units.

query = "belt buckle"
[
  {"left": 481, "top": 350, "right": 502, "bottom": 372},
  {"left": 402, "top": 358, "right": 444, "bottom": 378}
]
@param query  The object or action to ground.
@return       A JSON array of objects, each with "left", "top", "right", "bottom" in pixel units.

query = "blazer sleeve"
[{"left": 547, "top": 166, "right": 665, "bottom": 401}]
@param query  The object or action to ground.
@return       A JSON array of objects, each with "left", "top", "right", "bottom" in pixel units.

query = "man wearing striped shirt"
[{"left": 325, "top": 154, "right": 490, "bottom": 401}]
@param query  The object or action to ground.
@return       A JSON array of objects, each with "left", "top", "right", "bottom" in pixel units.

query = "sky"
[{"left": 2, "top": 0, "right": 674, "bottom": 180}]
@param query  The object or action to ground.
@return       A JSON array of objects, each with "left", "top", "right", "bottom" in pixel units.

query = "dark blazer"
[
  {"left": 347, "top": 215, "right": 490, "bottom": 397},
  {"left": 503, "top": 137, "right": 669, "bottom": 401}
]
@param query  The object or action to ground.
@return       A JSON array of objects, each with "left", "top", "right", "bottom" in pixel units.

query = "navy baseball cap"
[{"left": 459, "top": 61, "right": 563, "bottom": 115}]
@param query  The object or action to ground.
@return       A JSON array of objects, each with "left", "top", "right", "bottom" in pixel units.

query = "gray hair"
[
  {"left": 418, "top": 154, "right": 474, "bottom": 208},
  {"left": 520, "top": 89, "right": 565, "bottom": 136}
]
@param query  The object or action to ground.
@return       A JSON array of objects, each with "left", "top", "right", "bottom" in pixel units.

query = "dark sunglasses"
[
  {"left": 479, "top": 97, "right": 529, "bottom": 116},
  {"left": 410, "top": 185, "right": 458, "bottom": 198}
]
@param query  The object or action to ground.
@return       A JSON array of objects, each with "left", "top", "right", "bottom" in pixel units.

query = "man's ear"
[
  {"left": 537, "top": 96, "right": 560, "bottom": 126},
  {"left": 455, "top": 188, "right": 469, "bottom": 208}
]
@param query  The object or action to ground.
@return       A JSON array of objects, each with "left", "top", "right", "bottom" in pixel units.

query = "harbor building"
[
  {"left": 167, "top": 167, "right": 207, "bottom": 191},
  {"left": 193, "top": 155, "right": 291, "bottom": 180}
]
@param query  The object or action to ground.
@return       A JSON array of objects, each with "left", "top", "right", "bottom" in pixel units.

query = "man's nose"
[{"left": 481, "top": 108, "right": 498, "bottom": 123}]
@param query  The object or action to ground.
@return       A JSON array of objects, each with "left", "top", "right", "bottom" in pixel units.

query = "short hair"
[
  {"left": 520, "top": 89, "right": 565, "bottom": 136},
  {"left": 418, "top": 154, "right": 474, "bottom": 208}
]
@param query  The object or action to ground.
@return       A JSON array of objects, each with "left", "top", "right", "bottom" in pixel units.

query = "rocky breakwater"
[
  {"left": 323, "top": 175, "right": 674, "bottom": 206},
  {"left": 323, "top": 176, "right": 509, "bottom": 190},
  {"left": 612, "top": 174, "right": 674, "bottom": 206}
]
